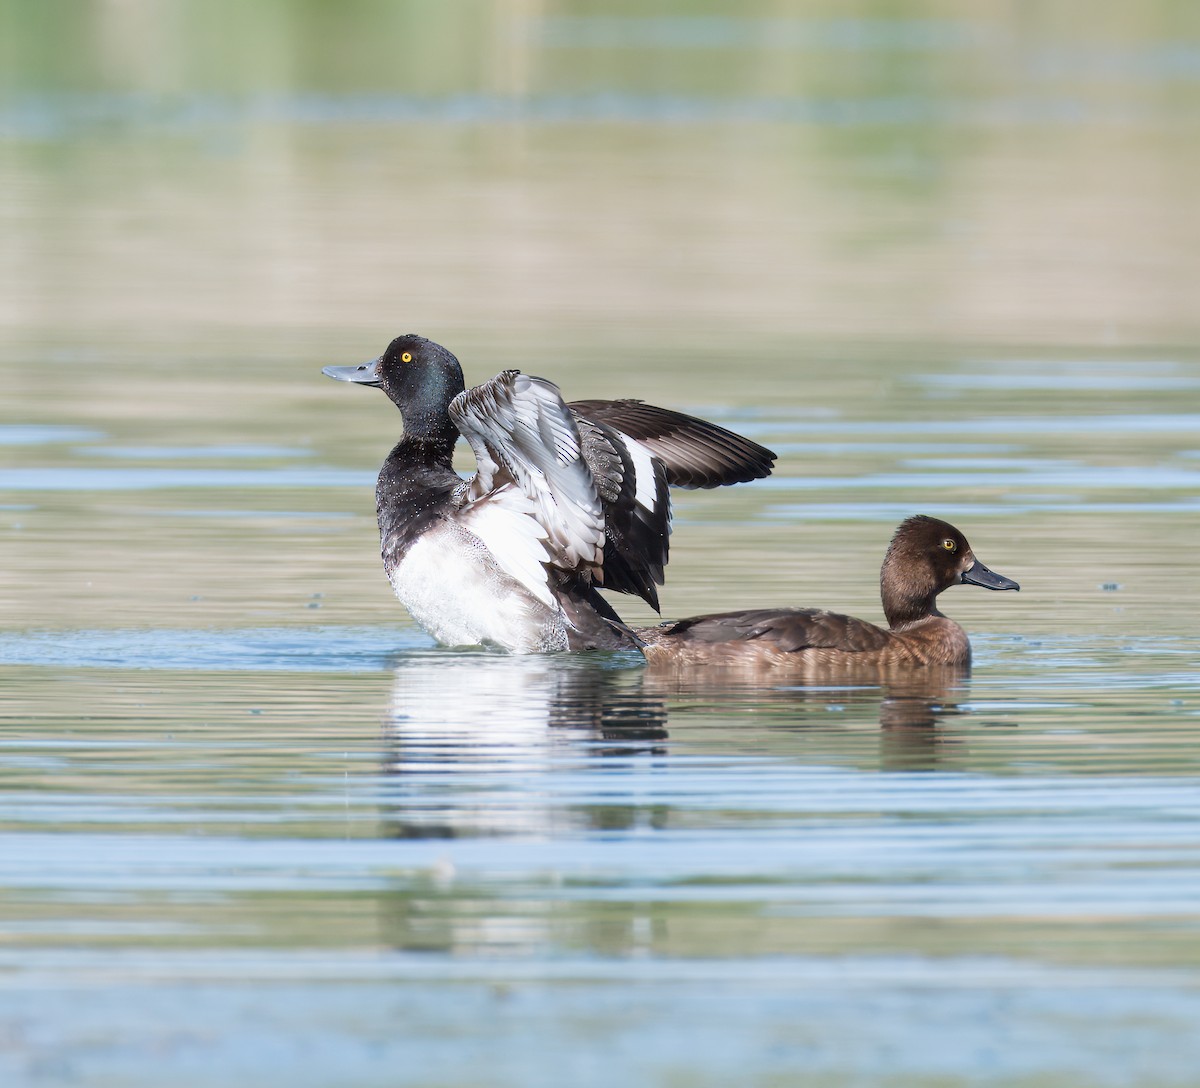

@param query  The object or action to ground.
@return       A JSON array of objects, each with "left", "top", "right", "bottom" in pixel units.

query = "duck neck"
[
  {"left": 392, "top": 426, "right": 459, "bottom": 470},
  {"left": 883, "top": 592, "right": 940, "bottom": 632},
  {"left": 399, "top": 415, "right": 460, "bottom": 464}
]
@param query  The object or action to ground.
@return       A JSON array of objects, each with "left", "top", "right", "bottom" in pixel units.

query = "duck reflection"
[
  {"left": 381, "top": 650, "right": 973, "bottom": 841},
  {"left": 640, "top": 660, "right": 972, "bottom": 772},
  {"left": 376, "top": 652, "right": 977, "bottom": 956},
  {"left": 874, "top": 671, "right": 971, "bottom": 769},
  {"left": 381, "top": 650, "right": 665, "bottom": 840}
]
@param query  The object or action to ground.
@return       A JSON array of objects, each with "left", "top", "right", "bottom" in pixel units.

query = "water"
[{"left": 3, "top": 4, "right": 1200, "bottom": 1086}]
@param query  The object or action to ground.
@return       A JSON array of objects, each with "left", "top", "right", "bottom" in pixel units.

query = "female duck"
[
  {"left": 638, "top": 516, "right": 1018, "bottom": 672},
  {"left": 324, "top": 334, "right": 775, "bottom": 653}
]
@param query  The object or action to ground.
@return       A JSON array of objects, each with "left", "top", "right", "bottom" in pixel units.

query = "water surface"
[{"left": 2, "top": 4, "right": 1200, "bottom": 1086}]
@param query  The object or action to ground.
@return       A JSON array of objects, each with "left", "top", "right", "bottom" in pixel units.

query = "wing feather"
[
  {"left": 448, "top": 377, "right": 772, "bottom": 618},
  {"left": 451, "top": 371, "right": 606, "bottom": 576},
  {"left": 456, "top": 487, "right": 559, "bottom": 610},
  {"left": 567, "top": 398, "right": 775, "bottom": 489},
  {"left": 575, "top": 418, "right": 671, "bottom": 611}
]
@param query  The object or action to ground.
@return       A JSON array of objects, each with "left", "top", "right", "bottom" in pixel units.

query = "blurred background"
[
  {"left": 4, "top": 0, "right": 1199, "bottom": 346},
  {"left": 3, "top": 0, "right": 1198, "bottom": 635}
]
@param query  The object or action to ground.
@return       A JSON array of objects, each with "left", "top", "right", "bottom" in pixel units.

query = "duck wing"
[
  {"left": 450, "top": 371, "right": 607, "bottom": 600},
  {"left": 567, "top": 398, "right": 775, "bottom": 489},
  {"left": 449, "top": 377, "right": 772, "bottom": 616},
  {"left": 575, "top": 415, "right": 671, "bottom": 611},
  {"left": 649, "top": 608, "right": 891, "bottom": 654}
]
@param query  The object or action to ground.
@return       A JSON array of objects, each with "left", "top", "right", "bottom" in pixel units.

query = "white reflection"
[{"left": 382, "top": 651, "right": 665, "bottom": 839}]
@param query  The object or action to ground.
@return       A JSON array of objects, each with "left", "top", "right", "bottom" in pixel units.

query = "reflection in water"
[
  {"left": 383, "top": 653, "right": 976, "bottom": 841},
  {"left": 377, "top": 652, "right": 981, "bottom": 957},
  {"left": 876, "top": 675, "right": 971, "bottom": 770},
  {"left": 380, "top": 651, "right": 674, "bottom": 955},
  {"left": 643, "top": 661, "right": 974, "bottom": 771},
  {"left": 382, "top": 651, "right": 666, "bottom": 840}
]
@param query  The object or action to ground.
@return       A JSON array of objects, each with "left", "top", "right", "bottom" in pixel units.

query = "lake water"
[{"left": 2, "top": 4, "right": 1200, "bottom": 1086}]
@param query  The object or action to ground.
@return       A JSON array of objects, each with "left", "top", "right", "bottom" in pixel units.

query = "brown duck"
[{"left": 638, "top": 515, "right": 1019, "bottom": 674}]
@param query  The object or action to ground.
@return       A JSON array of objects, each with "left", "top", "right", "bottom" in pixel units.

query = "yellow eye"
[
  {"left": 941, "top": 538, "right": 957, "bottom": 551},
  {"left": 401, "top": 351, "right": 413, "bottom": 362}
]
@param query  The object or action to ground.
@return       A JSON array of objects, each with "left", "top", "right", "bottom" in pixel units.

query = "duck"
[
  {"left": 323, "top": 333, "right": 775, "bottom": 653},
  {"left": 638, "top": 515, "right": 1018, "bottom": 673}
]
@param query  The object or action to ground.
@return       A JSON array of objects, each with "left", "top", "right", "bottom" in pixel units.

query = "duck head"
[
  {"left": 323, "top": 334, "right": 465, "bottom": 442},
  {"left": 881, "top": 515, "right": 1019, "bottom": 629}
]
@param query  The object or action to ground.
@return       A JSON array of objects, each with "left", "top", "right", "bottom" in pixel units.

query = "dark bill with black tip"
[{"left": 961, "top": 561, "right": 1020, "bottom": 592}]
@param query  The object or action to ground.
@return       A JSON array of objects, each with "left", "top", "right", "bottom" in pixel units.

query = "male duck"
[
  {"left": 638, "top": 516, "right": 1018, "bottom": 672},
  {"left": 324, "top": 334, "right": 775, "bottom": 653}
]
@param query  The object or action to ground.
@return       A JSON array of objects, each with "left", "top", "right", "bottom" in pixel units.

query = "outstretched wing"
[
  {"left": 450, "top": 371, "right": 607, "bottom": 580},
  {"left": 652, "top": 608, "right": 892, "bottom": 654},
  {"left": 449, "top": 377, "right": 773, "bottom": 616},
  {"left": 566, "top": 398, "right": 775, "bottom": 489}
]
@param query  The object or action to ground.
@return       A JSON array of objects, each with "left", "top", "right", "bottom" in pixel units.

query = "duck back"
[{"left": 639, "top": 608, "right": 971, "bottom": 671}]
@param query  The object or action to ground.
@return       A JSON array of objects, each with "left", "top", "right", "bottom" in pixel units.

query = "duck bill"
[
  {"left": 322, "top": 358, "right": 381, "bottom": 386},
  {"left": 961, "top": 560, "right": 1020, "bottom": 592}
]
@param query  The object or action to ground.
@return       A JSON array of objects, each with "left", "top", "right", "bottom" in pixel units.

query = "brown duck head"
[{"left": 881, "top": 515, "right": 1019, "bottom": 629}]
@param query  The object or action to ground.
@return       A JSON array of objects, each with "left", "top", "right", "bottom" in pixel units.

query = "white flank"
[
  {"left": 389, "top": 530, "right": 568, "bottom": 653},
  {"left": 616, "top": 431, "right": 660, "bottom": 513}
]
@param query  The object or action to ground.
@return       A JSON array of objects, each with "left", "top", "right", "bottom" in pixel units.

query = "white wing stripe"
[{"left": 617, "top": 431, "right": 660, "bottom": 513}]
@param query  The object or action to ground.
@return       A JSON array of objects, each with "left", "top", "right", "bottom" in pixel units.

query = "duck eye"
[
  {"left": 941, "top": 538, "right": 957, "bottom": 552},
  {"left": 401, "top": 351, "right": 413, "bottom": 363}
]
